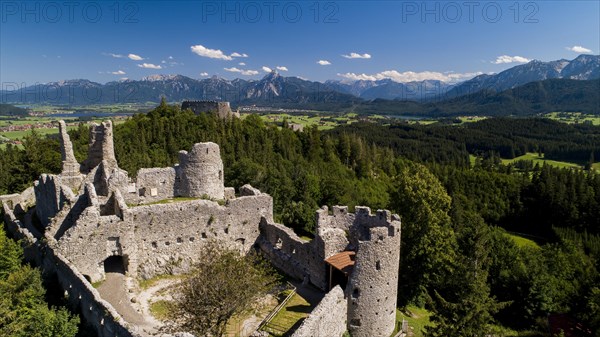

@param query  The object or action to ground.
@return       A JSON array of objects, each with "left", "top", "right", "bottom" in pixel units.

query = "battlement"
[{"left": 2, "top": 119, "right": 402, "bottom": 337}]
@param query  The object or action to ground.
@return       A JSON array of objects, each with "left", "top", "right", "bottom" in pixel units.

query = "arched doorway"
[{"left": 103, "top": 255, "right": 127, "bottom": 274}]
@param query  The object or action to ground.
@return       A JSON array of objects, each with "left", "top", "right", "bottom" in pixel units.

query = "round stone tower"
[
  {"left": 178, "top": 142, "right": 225, "bottom": 200},
  {"left": 347, "top": 209, "right": 401, "bottom": 337}
]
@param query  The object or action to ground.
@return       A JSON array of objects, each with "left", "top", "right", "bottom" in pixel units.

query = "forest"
[{"left": 0, "top": 100, "right": 599, "bottom": 336}]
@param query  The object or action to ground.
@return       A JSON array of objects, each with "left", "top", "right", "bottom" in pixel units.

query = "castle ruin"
[
  {"left": 1, "top": 119, "right": 402, "bottom": 337},
  {"left": 181, "top": 100, "right": 240, "bottom": 119}
]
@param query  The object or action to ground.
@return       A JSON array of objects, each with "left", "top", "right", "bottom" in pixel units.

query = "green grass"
[
  {"left": 149, "top": 300, "right": 173, "bottom": 321},
  {"left": 505, "top": 232, "right": 541, "bottom": 249},
  {"left": 138, "top": 274, "right": 182, "bottom": 290},
  {"left": 396, "top": 305, "right": 432, "bottom": 337},
  {"left": 545, "top": 112, "right": 600, "bottom": 126},
  {"left": 0, "top": 125, "right": 78, "bottom": 140},
  {"left": 457, "top": 116, "right": 488, "bottom": 123},
  {"left": 469, "top": 154, "right": 477, "bottom": 167},
  {"left": 263, "top": 290, "right": 313, "bottom": 336},
  {"left": 501, "top": 152, "right": 581, "bottom": 169},
  {"left": 129, "top": 196, "right": 200, "bottom": 207}
]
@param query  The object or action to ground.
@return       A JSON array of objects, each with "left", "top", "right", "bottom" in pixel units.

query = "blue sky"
[{"left": 1, "top": 0, "right": 598, "bottom": 85}]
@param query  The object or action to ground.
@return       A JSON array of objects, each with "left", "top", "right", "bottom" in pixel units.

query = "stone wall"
[
  {"left": 34, "top": 174, "right": 76, "bottom": 228},
  {"left": 82, "top": 121, "right": 117, "bottom": 173},
  {"left": 181, "top": 100, "right": 236, "bottom": 119},
  {"left": 346, "top": 209, "right": 401, "bottom": 337},
  {"left": 177, "top": 142, "right": 225, "bottom": 200},
  {"left": 257, "top": 219, "right": 326, "bottom": 288},
  {"left": 55, "top": 183, "right": 273, "bottom": 281},
  {"left": 2, "top": 200, "right": 143, "bottom": 337},
  {"left": 291, "top": 285, "right": 347, "bottom": 337},
  {"left": 135, "top": 167, "right": 177, "bottom": 202}
]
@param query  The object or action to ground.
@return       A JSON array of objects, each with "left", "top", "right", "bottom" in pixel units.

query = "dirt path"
[{"left": 97, "top": 271, "right": 147, "bottom": 326}]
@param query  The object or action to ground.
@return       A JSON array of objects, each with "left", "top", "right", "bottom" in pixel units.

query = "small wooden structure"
[{"left": 324, "top": 250, "right": 356, "bottom": 290}]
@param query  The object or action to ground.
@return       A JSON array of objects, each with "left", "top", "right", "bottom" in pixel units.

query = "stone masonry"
[{"left": 1, "top": 119, "right": 402, "bottom": 337}]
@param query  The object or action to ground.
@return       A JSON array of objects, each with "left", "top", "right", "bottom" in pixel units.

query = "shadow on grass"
[{"left": 285, "top": 304, "right": 312, "bottom": 314}]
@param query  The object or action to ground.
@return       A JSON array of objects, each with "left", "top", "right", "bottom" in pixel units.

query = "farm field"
[
  {"left": 544, "top": 112, "right": 600, "bottom": 126},
  {"left": 501, "top": 152, "right": 582, "bottom": 169}
]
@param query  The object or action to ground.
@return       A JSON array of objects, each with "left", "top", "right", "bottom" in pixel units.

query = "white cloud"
[
  {"left": 161, "top": 60, "right": 166, "bottom": 64},
  {"left": 342, "top": 52, "right": 372, "bottom": 59},
  {"left": 566, "top": 45, "right": 592, "bottom": 53},
  {"left": 337, "top": 70, "right": 482, "bottom": 83},
  {"left": 276, "top": 66, "right": 288, "bottom": 71},
  {"left": 137, "top": 63, "right": 162, "bottom": 69},
  {"left": 111, "top": 70, "right": 126, "bottom": 75},
  {"left": 262, "top": 66, "right": 273, "bottom": 73},
  {"left": 191, "top": 44, "right": 233, "bottom": 60},
  {"left": 493, "top": 55, "right": 531, "bottom": 64},
  {"left": 168, "top": 56, "right": 174, "bottom": 60},
  {"left": 103, "top": 52, "right": 124, "bottom": 58},
  {"left": 317, "top": 60, "right": 331, "bottom": 65},
  {"left": 199, "top": 72, "right": 209, "bottom": 76},
  {"left": 128, "top": 53, "right": 144, "bottom": 61},
  {"left": 224, "top": 67, "right": 259, "bottom": 76},
  {"left": 230, "top": 52, "right": 249, "bottom": 58},
  {"left": 337, "top": 73, "right": 377, "bottom": 81},
  {"left": 239, "top": 62, "right": 246, "bottom": 66}
]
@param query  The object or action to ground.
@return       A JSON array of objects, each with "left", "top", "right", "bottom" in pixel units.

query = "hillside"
[
  {"left": 0, "top": 103, "right": 28, "bottom": 116},
  {"left": 355, "top": 78, "right": 600, "bottom": 116}
]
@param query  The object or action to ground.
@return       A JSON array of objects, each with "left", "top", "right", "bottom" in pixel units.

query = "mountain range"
[{"left": 1, "top": 55, "right": 598, "bottom": 115}]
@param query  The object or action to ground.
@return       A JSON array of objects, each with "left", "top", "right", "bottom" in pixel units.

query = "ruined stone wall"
[
  {"left": 57, "top": 120, "right": 83, "bottom": 190},
  {"left": 2, "top": 200, "right": 142, "bottom": 337},
  {"left": 82, "top": 121, "right": 117, "bottom": 173},
  {"left": 56, "top": 185, "right": 273, "bottom": 281},
  {"left": 291, "top": 285, "right": 347, "bottom": 337},
  {"left": 0, "top": 186, "right": 34, "bottom": 209},
  {"left": 181, "top": 101, "right": 235, "bottom": 118},
  {"left": 181, "top": 100, "right": 219, "bottom": 114},
  {"left": 259, "top": 206, "right": 362, "bottom": 291},
  {"left": 346, "top": 209, "right": 401, "bottom": 337},
  {"left": 34, "top": 174, "right": 76, "bottom": 228},
  {"left": 257, "top": 219, "right": 326, "bottom": 288},
  {"left": 177, "top": 142, "right": 224, "bottom": 200},
  {"left": 135, "top": 167, "right": 177, "bottom": 202},
  {"left": 315, "top": 206, "right": 354, "bottom": 259}
]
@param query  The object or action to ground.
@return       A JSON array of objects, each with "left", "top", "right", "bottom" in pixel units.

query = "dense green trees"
[
  {"left": 1, "top": 104, "right": 599, "bottom": 335},
  {"left": 0, "top": 226, "right": 80, "bottom": 337}
]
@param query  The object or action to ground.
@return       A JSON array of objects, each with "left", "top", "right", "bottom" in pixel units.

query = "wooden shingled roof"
[{"left": 325, "top": 251, "right": 356, "bottom": 275}]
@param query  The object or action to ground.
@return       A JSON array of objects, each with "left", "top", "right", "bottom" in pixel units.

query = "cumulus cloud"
[
  {"left": 191, "top": 45, "right": 234, "bottom": 60},
  {"left": 337, "top": 70, "right": 482, "bottom": 83},
  {"left": 493, "top": 55, "right": 531, "bottom": 64},
  {"left": 276, "top": 66, "right": 288, "bottom": 71},
  {"left": 230, "top": 52, "right": 249, "bottom": 58},
  {"left": 262, "top": 66, "right": 273, "bottom": 73},
  {"left": 317, "top": 60, "right": 331, "bottom": 65},
  {"left": 103, "top": 52, "right": 124, "bottom": 58},
  {"left": 337, "top": 73, "right": 377, "bottom": 81},
  {"left": 137, "top": 63, "right": 162, "bottom": 69},
  {"left": 168, "top": 56, "right": 174, "bottom": 60},
  {"left": 342, "top": 52, "right": 371, "bottom": 59},
  {"left": 566, "top": 45, "right": 592, "bottom": 53},
  {"left": 128, "top": 53, "right": 144, "bottom": 61},
  {"left": 111, "top": 70, "right": 126, "bottom": 75},
  {"left": 199, "top": 72, "right": 209, "bottom": 76},
  {"left": 224, "top": 67, "right": 259, "bottom": 76},
  {"left": 239, "top": 62, "right": 246, "bottom": 66}
]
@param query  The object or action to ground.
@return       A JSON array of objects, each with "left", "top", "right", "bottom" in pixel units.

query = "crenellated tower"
[{"left": 346, "top": 207, "right": 401, "bottom": 337}]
